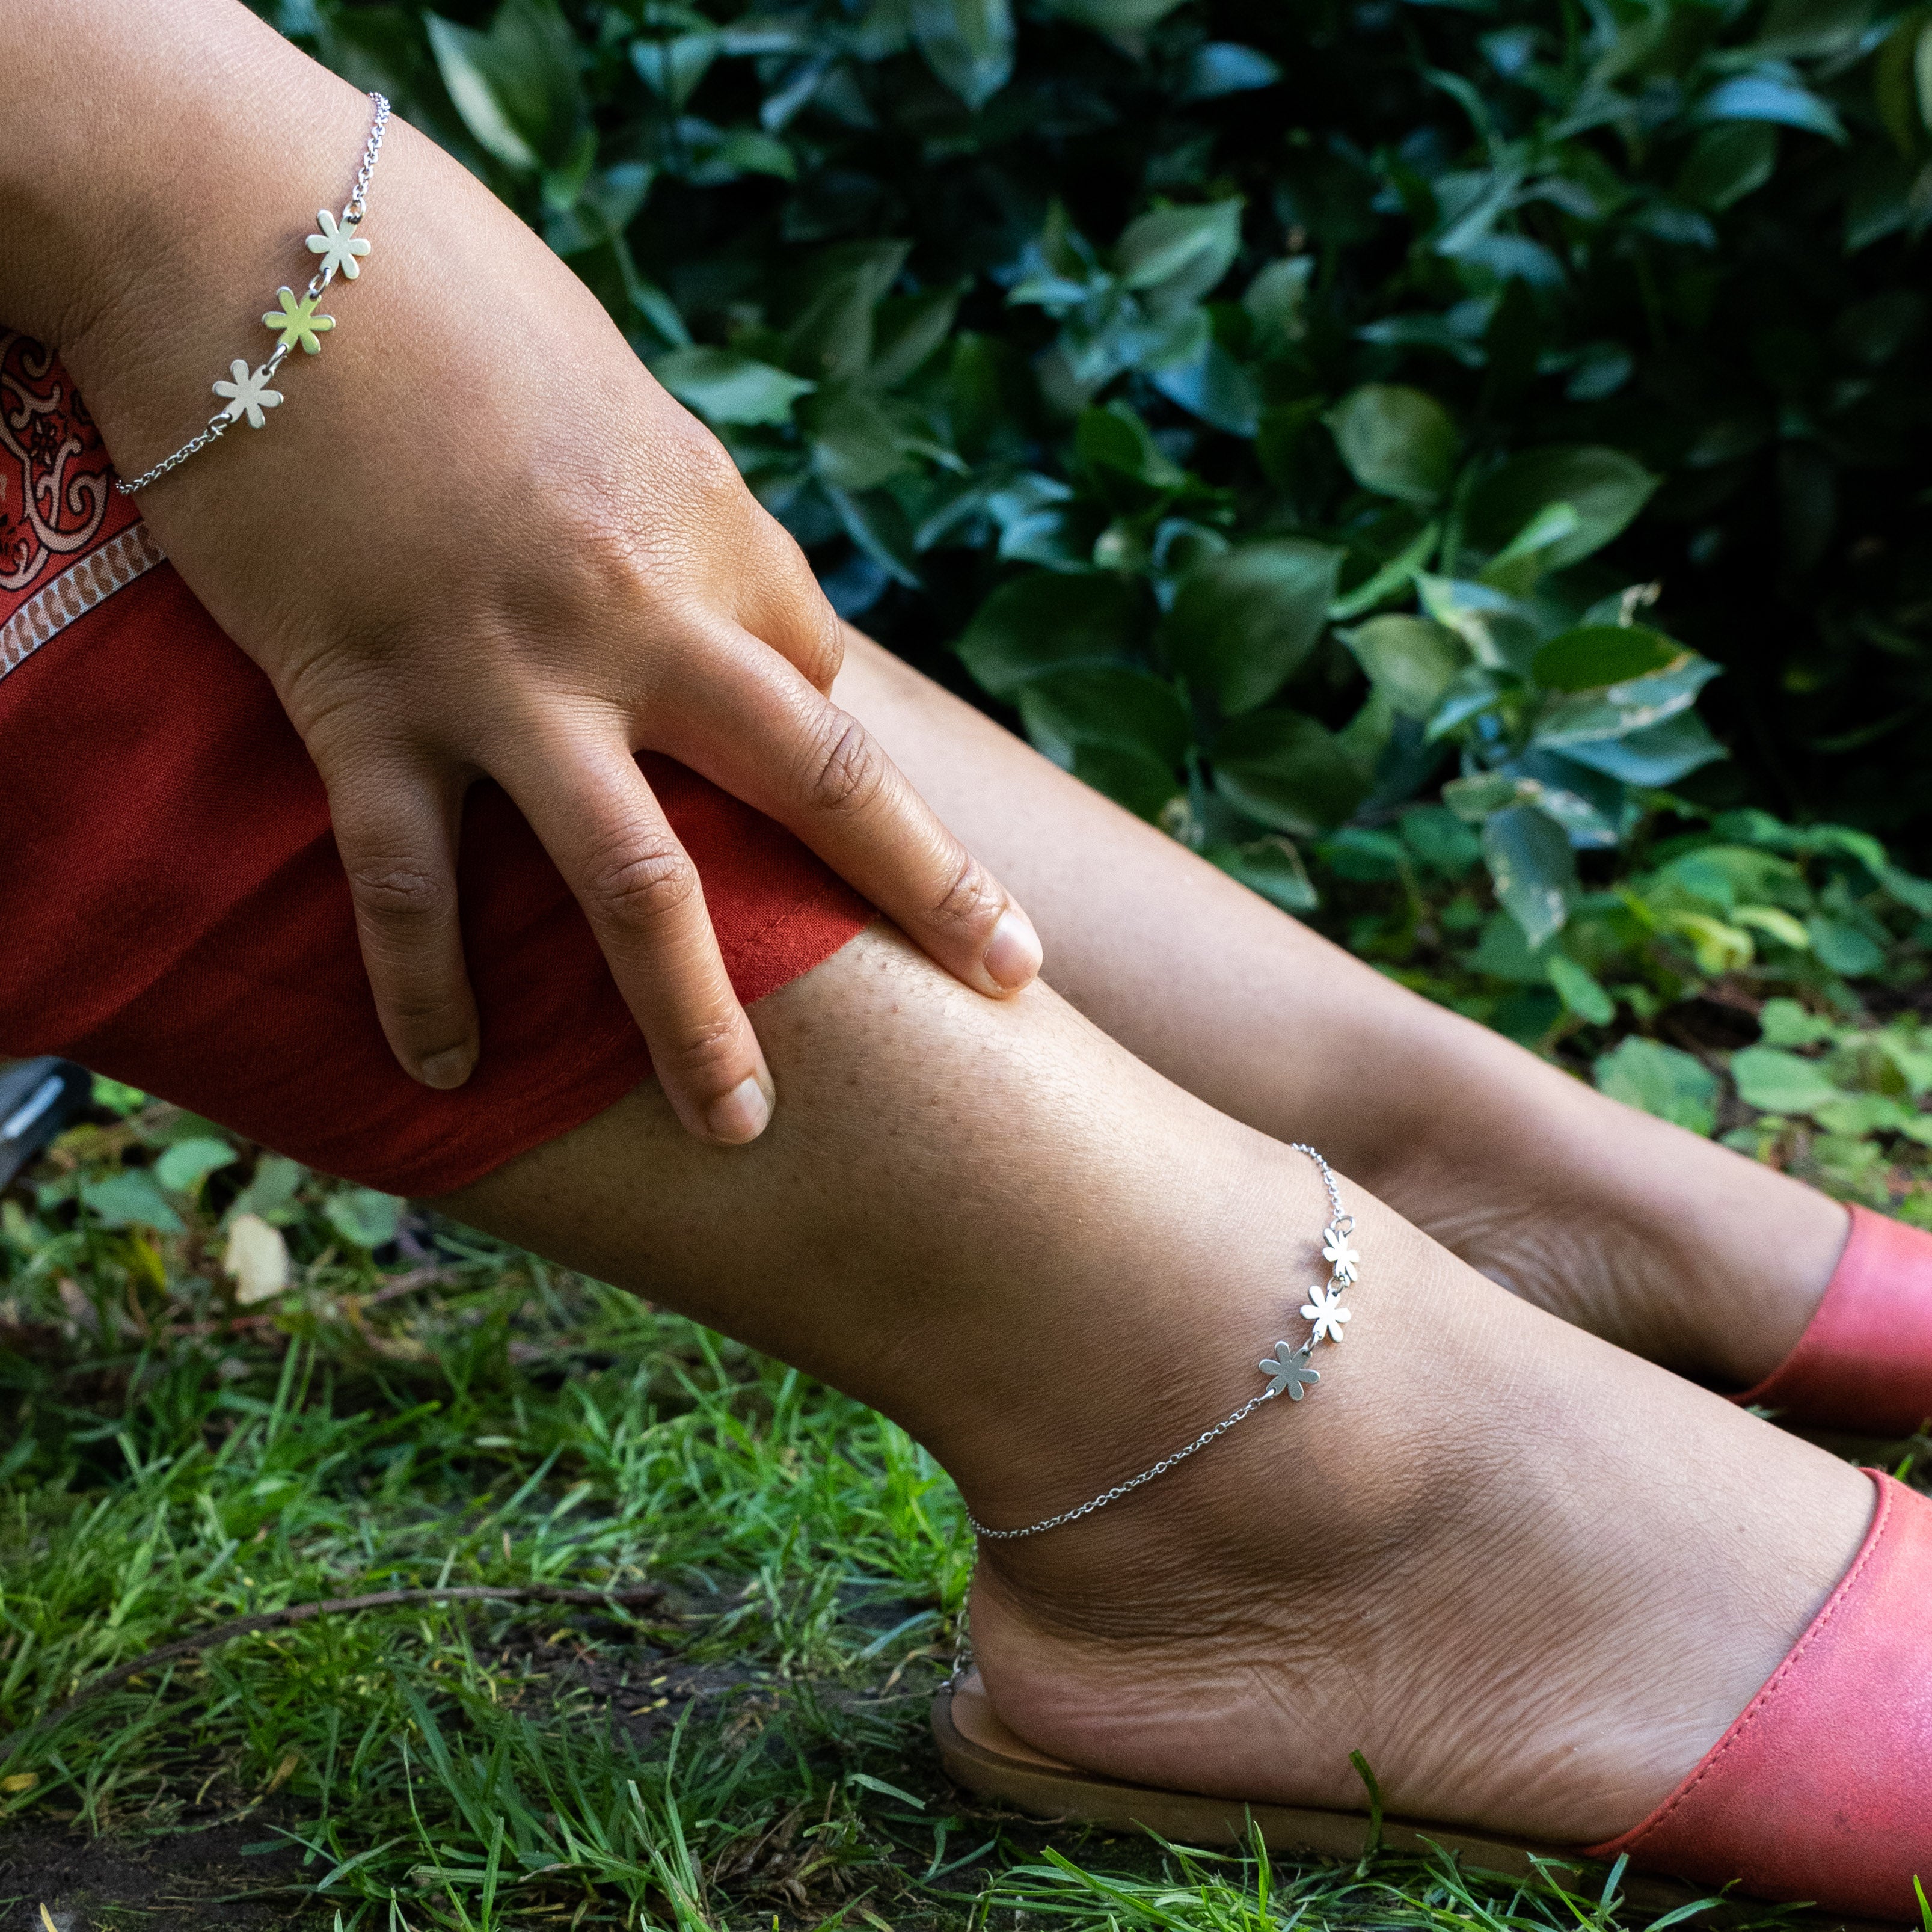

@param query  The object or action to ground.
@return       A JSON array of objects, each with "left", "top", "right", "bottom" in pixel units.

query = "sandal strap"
[
  {"left": 1734, "top": 1206, "right": 1932, "bottom": 1435},
  {"left": 1585, "top": 1470, "right": 1932, "bottom": 1916}
]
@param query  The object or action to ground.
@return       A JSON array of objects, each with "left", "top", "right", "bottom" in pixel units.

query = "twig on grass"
[
  {"left": 0, "top": 1581, "right": 665, "bottom": 1755},
  {"left": 351, "top": 1264, "right": 459, "bottom": 1310}
]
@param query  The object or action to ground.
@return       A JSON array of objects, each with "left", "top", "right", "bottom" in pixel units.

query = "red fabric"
[
  {"left": 1, "top": 331, "right": 142, "bottom": 606},
  {"left": 0, "top": 339, "right": 869, "bottom": 1196},
  {"left": 1734, "top": 1206, "right": 1932, "bottom": 1435},
  {"left": 1586, "top": 1471, "right": 1932, "bottom": 1918}
]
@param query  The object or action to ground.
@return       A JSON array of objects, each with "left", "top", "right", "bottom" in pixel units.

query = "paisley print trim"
[
  {"left": 1, "top": 331, "right": 156, "bottom": 687},
  {"left": 0, "top": 521, "right": 166, "bottom": 686}
]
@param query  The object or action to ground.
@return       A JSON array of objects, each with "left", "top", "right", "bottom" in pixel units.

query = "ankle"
[{"left": 910, "top": 1130, "right": 1358, "bottom": 1530}]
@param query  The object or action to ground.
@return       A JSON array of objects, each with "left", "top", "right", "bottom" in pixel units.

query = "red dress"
[{"left": 0, "top": 331, "right": 869, "bottom": 1195}]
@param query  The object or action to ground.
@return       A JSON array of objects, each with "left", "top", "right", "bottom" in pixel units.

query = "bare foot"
[
  {"left": 957, "top": 1154, "right": 1872, "bottom": 1845},
  {"left": 1337, "top": 1057, "right": 1851, "bottom": 1396}
]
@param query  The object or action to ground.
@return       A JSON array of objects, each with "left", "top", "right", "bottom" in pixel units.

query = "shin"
[{"left": 437, "top": 924, "right": 1871, "bottom": 1847}]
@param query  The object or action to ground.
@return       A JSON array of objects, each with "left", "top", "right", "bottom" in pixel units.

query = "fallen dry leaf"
[{"left": 225, "top": 1213, "right": 290, "bottom": 1306}]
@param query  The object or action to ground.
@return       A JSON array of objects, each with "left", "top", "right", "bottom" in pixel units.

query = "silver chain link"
[
  {"left": 116, "top": 93, "right": 389, "bottom": 497},
  {"left": 964, "top": 1143, "right": 1355, "bottom": 1542},
  {"left": 345, "top": 94, "right": 389, "bottom": 225},
  {"left": 966, "top": 1387, "right": 1283, "bottom": 1542}
]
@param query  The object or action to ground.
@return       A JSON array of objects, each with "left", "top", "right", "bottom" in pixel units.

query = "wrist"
[
  {"left": 60, "top": 81, "right": 381, "bottom": 486},
  {"left": 2, "top": 1, "right": 339, "bottom": 354}
]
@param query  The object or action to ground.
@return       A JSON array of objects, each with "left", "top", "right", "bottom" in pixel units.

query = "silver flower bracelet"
[
  {"left": 117, "top": 93, "right": 390, "bottom": 497},
  {"left": 967, "top": 1143, "right": 1359, "bottom": 1541}
]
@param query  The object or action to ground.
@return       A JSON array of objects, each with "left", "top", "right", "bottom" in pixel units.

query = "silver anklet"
[
  {"left": 965, "top": 1144, "right": 1358, "bottom": 1542},
  {"left": 117, "top": 94, "right": 390, "bottom": 497}
]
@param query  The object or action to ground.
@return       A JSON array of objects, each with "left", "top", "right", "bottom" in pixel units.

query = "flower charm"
[
  {"left": 211, "top": 359, "right": 283, "bottom": 429},
  {"left": 1321, "top": 1231, "right": 1360, "bottom": 1283},
  {"left": 1299, "top": 1281, "right": 1352, "bottom": 1345},
  {"left": 263, "top": 287, "right": 336, "bottom": 355},
  {"left": 1259, "top": 1341, "right": 1321, "bottom": 1401},
  {"left": 306, "top": 208, "right": 372, "bottom": 281}
]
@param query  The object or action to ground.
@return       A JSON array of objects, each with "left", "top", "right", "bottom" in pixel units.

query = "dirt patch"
[{"left": 0, "top": 1815, "right": 311, "bottom": 1932}]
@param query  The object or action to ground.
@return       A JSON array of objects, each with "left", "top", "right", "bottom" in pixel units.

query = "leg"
[
  {"left": 438, "top": 924, "right": 1871, "bottom": 1844},
  {"left": 832, "top": 630, "right": 1846, "bottom": 1390}
]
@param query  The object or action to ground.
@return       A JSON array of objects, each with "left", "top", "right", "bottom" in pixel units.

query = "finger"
[
  {"left": 655, "top": 634, "right": 1043, "bottom": 999},
  {"left": 325, "top": 757, "right": 481, "bottom": 1090},
  {"left": 735, "top": 525, "right": 846, "bottom": 696},
  {"left": 501, "top": 733, "right": 775, "bottom": 1146}
]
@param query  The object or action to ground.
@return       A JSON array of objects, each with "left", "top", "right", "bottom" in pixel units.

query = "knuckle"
[
  {"left": 931, "top": 851, "right": 1003, "bottom": 935},
  {"left": 805, "top": 712, "right": 887, "bottom": 817},
  {"left": 546, "top": 501, "right": 655, "bottom": 612},
  {"left": 796, "top": 600, "right": 847, "bottom": 691},
  {"left": 584, "top": 834, "right": 700, "bottom": 926},
  {"left": 348, "top": 861, "right": 448, "bottom": 925},
  {"left": 660, "top": 1011, "right": 745, "bottom": 1080},
  {"left": 687, "top": 431, "right": 750, "bottom": 505},
  {"left": 384, "top": 988, "right": 469, "bottom": 1034}
]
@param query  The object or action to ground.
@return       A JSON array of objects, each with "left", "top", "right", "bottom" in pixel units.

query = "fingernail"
[
  {"left": 707, "top": 1075, "right": 771, "bottom": 1144},
  {"left": 420, "top": 1047, "right": 474, "bottom": 1090},
  {"left": 983, "top": 908, "right": 1043, "bottom": 991}
]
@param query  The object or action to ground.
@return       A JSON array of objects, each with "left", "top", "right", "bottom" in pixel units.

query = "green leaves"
[
  {"left": 1076, "top": 403, "right": 1185, "bottom": 495},
  {"left": 630, "top": 26, "right": 719, "bottom": 112},
  {"left": 1699, "top": 72, "right": 1847, "bottom": 142},
  {"left": 1181, "top": 43, "right": 1283, "bottom": 101},
  {"left": 1016, "top": 667, "right": 1191, "bottom": 770},
  {"left": 1547, "top": 953, "right": 1615, "bottom": 1024},
  {"left": 81, "top": 1170, "right": 183, "bottom": 1236},
  {"left": 1731, "top": 1046, "right": 1845, "bottom": 1114},
  {"left": 1594, "top": 1038, "right": 1721, "bottom": 1135},
  {"left": 1554, "top": 711, "right": 1726, "bottom": 786},
  {"left": 1534, "top": 658, "right": 1721, "bottom": 747},
  {"left": 1343, "top": 616, "right": 1465, "bottom": 719},
  {"left": 1037, "top": 0, "right": 1191, "bottom": 37},
  {"left": 1213, "top": 710, "right": 1370, "bottom": 836},
  {"left": 1481, "top": 804, "right": 1575, "bottom": 946},
  {"left": 79, "top": 1135, "right": 240, "bottom": 1233},
  {"left": 1206, "top": 836, "right": 1319, "bottom": 912},
  {"left": 154, "top": 1138, "right": 240, "bottom": 1197},
  {"left": 427, "top": 0, "right": 584, "bottom": 173},
  {"left": 324, "top": 1188, "right": 403, "bottom": 1253},
  {"left": 375, "top": 0, "right": 1916, "bottom": 972},
  {"left": 1676, "top": 124, "right": 1779, "bottom": 209},
  {"left": 957, "top": 572, "right": 1147, "bottom": 696},
  {"left": 651, "top": 348, "right": 813, "bottom": 425},
  {"left": 1115, "top": 202, "right": 1245, "bottom": 308},
  {"left": 912, "top": 0, "right": 1014, "bottom": 109},
  {"left": 1465, "top": 449, "right": 1658, "bottom": 570},
  {"left": 1531, "top": 625, "right": 1680, "bottom": 692},
  {"left": 1325, "top": 387, "right": 1460, "bottom": 505},
  {"left": 1017, "top": 666, "right": 1189, "bottom": 820},
  {"left": 785, "top": 242, "right": 913, "bottom": 386},
  {"left": 1161, "top": 541, "right": 1343, "bottom": 714}
]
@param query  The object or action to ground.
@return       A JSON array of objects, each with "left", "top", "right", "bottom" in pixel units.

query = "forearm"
[
  {"left": 0, "top": 0, "right": 642, "bottom": 597},
  {"left": 0, "top": 0, "right": 372, "bottom": 357}
]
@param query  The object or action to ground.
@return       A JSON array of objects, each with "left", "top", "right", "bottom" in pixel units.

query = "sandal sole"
[{"left": 928, "top": 1686, "right": 1885, "bottom": 1926}]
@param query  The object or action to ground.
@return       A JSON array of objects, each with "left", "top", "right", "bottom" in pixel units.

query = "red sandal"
[
  {"left": 1736, "top": 1206, "right": 1932, "bottom": 1436},
  {"left": 934, "top": 1470, "right": 1932, "bottom": 1921}
]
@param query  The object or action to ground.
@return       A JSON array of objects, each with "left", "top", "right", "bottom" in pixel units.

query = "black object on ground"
[{"left": 0, "top": 1059, "right": 90, "bottom": 1192}]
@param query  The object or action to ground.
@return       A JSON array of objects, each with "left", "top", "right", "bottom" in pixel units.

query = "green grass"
[{"left": 0, "top": 1081, "right": 1903, "bottom": 1932}]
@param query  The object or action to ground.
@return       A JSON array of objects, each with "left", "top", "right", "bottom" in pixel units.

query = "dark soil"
[
  {"left": 0, "top": 1814, "right": 311, "bottom": 1932},
  {"left": 0, "top": 1620, "right": 779, "bottom": 1932}
]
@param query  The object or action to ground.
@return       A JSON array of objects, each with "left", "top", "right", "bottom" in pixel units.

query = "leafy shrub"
[
  {"left": 1311, "top": 793, "right": 1932, "bottom": 1217},
  {"left": 268, "top": 0, "right": 1932, "bottom": 939}
]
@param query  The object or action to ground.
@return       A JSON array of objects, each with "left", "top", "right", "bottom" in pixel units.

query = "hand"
[{"left": 48, "top": 26, "right": 1041, "bottom": 1147}]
